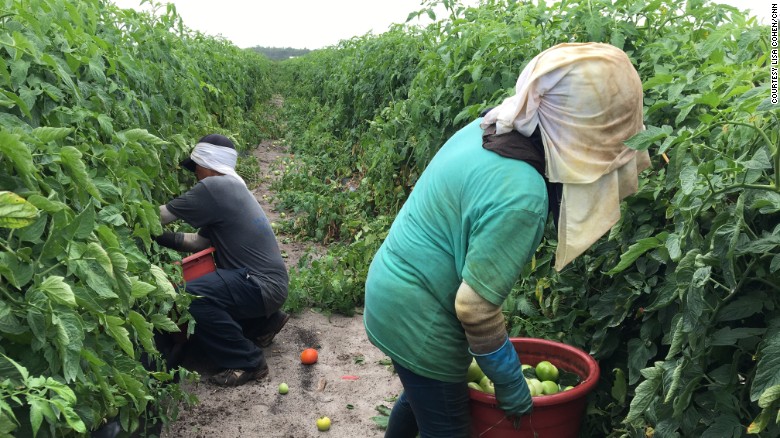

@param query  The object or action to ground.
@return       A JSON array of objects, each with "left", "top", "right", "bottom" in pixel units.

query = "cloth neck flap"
[
  {"left": 191, "top": 142, "right": 246, "bottom": 187},
  {"left": 482, "top": 122, "right": 545, "bottom": 176},
  {"left": 480, "top": 42, "right": 651, "bottom": 271}
]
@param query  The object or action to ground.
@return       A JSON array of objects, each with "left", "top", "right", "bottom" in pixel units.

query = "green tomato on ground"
[
  {"left": 278, "top": 382, "right": 289, "bottom": 394},
  {"left": 316, "top": 416, "right": 331, "bottom": 431}
]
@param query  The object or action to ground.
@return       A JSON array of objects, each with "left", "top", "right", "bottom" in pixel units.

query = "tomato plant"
[{"left": 0, "top": 0, "right": 272, "bottom": 436}]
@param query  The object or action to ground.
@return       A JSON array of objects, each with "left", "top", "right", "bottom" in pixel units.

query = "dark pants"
[
  {"left": 185, "top": 267, "right": 271, "bottom": 370},
  {"left": 385, "top": 360, "right": 471, "bottom": 438}
]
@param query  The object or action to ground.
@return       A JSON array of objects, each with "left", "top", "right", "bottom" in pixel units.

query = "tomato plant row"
[{"left": 0, "top": 0, "right": 272, "bottom": 436}]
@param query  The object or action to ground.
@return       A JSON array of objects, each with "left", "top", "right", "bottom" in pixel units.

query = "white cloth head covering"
[
  {"left": 191, "top": 142, "right": 246, "bottom": 187},
  {"left": 480, "top": 42, "right": 651, "bottom": 271}
]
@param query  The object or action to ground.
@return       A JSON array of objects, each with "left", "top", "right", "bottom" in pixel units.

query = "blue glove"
[{"left": 471, "top": 337, "right": 533, "bottom": 417}]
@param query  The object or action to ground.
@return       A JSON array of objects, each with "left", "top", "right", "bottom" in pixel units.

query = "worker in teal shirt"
[
  {"left": 365, "top": 116, "right": 548, "bottom": 380},
  {"left": 364, "top": 43, "right": 652, "bottom": 437}
]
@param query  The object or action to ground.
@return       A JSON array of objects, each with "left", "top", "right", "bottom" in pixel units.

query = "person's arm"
[
  {"left": 456, "top": 282, "right": 532, "bottom": 417},
  {"left": 156, "top": 205, "right": 212, "bottom": 251},
  {"left": 160, "top": 205, "right": 178, "bottom": 225},
  {"left": 153, "top": 231, "right": 211, "bottom": 252},
  {"left": 455, "top": 281, "right": 505, "bottom": 354}
]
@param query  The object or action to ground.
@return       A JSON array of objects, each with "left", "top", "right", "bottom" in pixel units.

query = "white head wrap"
[
  {"left": 190, "top": 142, "right": 246, "bottom": 187},
  {"left": 480, "top": 42, "right": 651, "bottom": 271}
]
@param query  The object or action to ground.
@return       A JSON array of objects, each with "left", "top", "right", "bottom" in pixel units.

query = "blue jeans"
[{"left": 385, "top": 360, "right": 470, "bottom": 438}]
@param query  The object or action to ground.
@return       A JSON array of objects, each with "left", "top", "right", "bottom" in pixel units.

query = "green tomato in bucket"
[
  {"left": 535, "top": 360, "right": 559, "bottom": 382},
  {"left": 541, "top": 380, "right": 559, "bottom": 395},
  {"left": 525, "top": 378, "right": 539, "bottom": 397},
  {"left": 527, "top": 378, "right": 544, "bottom": 397},
  {"left": 467, "top": 358, "right": 485, "bottom": 383},
  {"left": 468, "top": 381, "right": 483, "bottom": 392},
  {"left": 479, "top": 375, "right": 495, "bottom": 395}
]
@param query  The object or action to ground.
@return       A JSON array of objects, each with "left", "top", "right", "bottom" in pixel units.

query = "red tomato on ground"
[{"left": 300, "top": 348, "right": 318, "bottom": 365}]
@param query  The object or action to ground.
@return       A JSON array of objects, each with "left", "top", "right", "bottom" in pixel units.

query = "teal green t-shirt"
[{"left": 364, "top": 118, "right": 548, "bottom": 382}]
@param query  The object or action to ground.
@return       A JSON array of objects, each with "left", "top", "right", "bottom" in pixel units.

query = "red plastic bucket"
[
  {"left": 469, "top": 338, "right": 600, "bottom": 438},
  {"left": 171, "top": 247, "right": 216, "bottom": 342},
  {"left": 179, "top": 247, "right": 217, "bottom": 281}
]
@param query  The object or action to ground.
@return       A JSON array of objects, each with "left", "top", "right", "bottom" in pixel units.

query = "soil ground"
[{"left": 159, "top": 140, "right": 403, "bottom": 438}]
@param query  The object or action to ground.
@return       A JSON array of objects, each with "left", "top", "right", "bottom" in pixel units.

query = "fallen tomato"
[
  {"left": 316, "top": 416, "right": 331, "bottom": 431},
  {"left": 301, "top": 348, "right": 318, "bottom": 365}
]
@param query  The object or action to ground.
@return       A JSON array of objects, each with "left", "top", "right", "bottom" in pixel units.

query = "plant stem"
[
  {"left": 0, "top": 241, "right": 14, "bottom": 254},
  {"left": 0, "top": 287, "right": 21, "bottom": 304},
  {"left": 754, "top": 277, "right": 780, "bottom": 292},
  {"left": 709, "top": 278, "right": 731, "bottom": 293},
  {"left": 712, "top": 259, "right": 756, "bottom": 319},
  {"left": 38, "top": 261, "right": 65, "bottom": 278},
  {"left": 712, "top": 183, "right": 777, "bottom": 196},
  {"left": 719, "top": 121, "right": 779, "bottom": 191}
]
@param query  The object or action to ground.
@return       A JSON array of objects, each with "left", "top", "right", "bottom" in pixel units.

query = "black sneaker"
[
  {"left": 254, "top": 311, "right": 291, "bottom": 348},
  {"left": 208, "top": 364, "right": 269, "bottom": 387}
]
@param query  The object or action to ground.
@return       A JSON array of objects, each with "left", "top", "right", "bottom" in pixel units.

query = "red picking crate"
[
  {"left": 171, "top": 247, "right": 216, "bottom": 343},
  {"left": 180, "top": 247, "right": 216, "bottom": 281}
]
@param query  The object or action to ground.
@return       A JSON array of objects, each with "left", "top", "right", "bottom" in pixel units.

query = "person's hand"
[
  {"left": 153, "top": 230, "right": 183, "bottom": 250},
  {"left": 472, "top": 337, "right": 533, "bottom": 417}
]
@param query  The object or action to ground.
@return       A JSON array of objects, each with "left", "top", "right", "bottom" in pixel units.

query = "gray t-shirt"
[{"left": 166, "top": 175, "right": 288, "bottom": 308}]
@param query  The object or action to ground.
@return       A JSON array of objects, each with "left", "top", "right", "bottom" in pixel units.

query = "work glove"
[
  {"left": 471, "top": 336, "right": 533, "bottom": 417},
  {"left": 153, "top": 230, "right": 184, "bottom": 250}
]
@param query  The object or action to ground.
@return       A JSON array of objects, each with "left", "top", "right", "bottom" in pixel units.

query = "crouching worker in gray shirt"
[{"left": 154, "top": 134, "right": 290, "bottom": 387}]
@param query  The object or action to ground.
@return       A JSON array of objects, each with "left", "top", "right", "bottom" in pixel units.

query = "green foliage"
[
  {"left": 284, "top": 216, "right": 390, "bottom": 315},
  {"left": 273, "top": 0, "right": 779, "bottom": 435},
  {"left": 248, "top": 46, "right": 312, "bottom": 61},
  {"left": 236, "top": 153, "right": 261, "bottom": 189},
  {"left": 0, "top": 0, "right": 272, "bottom": 435},
  {"left": 268, "top": 26, "right": 430, "bottom": 302}
]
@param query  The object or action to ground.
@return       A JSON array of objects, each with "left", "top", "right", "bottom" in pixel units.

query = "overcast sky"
[{"left": 109, "top": 0, "right": 773, "bottom": 50}]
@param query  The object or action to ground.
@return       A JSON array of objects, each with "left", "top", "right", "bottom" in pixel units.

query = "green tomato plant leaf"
[
  {"left": 0, "top": 191, "right": 38, "bottom": 229},
  {"left": 38, "top": 276, "right": 76, "bottom": 308}
]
